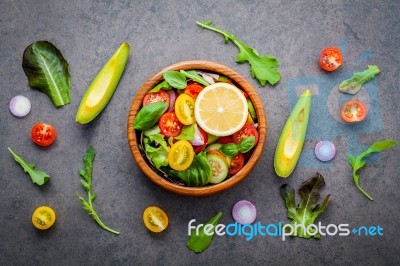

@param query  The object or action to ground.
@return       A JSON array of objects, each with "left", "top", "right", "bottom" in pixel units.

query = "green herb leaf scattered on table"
[
  {"left": 8, "top": 147, "right": 50, "bottom": 186},
  {"left": 281, "top": 173, "right": 331, "bottom": 239},
  {"left": 347, "top": 139, "right": 397, "bottom": 201},
  {"left": 339, "top": 65, "right": 380, "bottom": 95},
  {"left": 77, "top": 146, "right": 120, "bottom": 235},
  {"left": 22, "top": 41, "right": 71, "bottom": 107},
  {"left": 196, "top": 20, "right": 281, "bottom": 86},
  {"left": 187, "top": 211, "right": 223, "bottom": 253},
  {"left": 134, "top": 101, "right": 168, "bottom": 130}
]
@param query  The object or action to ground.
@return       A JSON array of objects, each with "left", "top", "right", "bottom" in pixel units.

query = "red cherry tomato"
[
  {"left": 183, "top": 83, "right": 204, "bottom": 100},
  {"left": 241, "top": 90, "right": 249, "bottom": 99},
  {"left": 192, "top": 126, "right": 208, "bottom": 154},
  {"left": 228, "top": 152, "right": 245, "bottom": 175},
  {"left": 217, "top": 136, "right": 234, "bottom": 144},
  {"left": 31, "top": 123, "right": 57, "bottom": 147},
  {"left": 158, "top": 112, "right": 183, "bottom": 137},
  {"left": 319, "top": 47, "right": 343, "bottom": 72},
  {"left": 232, "top": 125, "right": 259, "bottom": 147},
  {"left": 340, "top": 99, "right": 367, "bottom": 123},
  {"left": 143, "top": 90, "right": 170, "bottom": 107}
]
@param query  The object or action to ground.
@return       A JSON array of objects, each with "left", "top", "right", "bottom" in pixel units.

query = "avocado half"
[
  {"left": 274, "top": 90, "right": 312, "bottom": 178},
  {"left": 76, "top": 42, "right": 130, "bottom": 124}
]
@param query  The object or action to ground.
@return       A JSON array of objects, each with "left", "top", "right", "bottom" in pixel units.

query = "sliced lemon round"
[{"left": 194, "top": 82, "right": 248, "bottom": 136}]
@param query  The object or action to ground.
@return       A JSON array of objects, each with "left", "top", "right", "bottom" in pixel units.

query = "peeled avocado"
[
  {"left": 76, "top": 42, "right": 130, "bottom": 124},
  {"left": 274, "top": 90, "right": 312, "bottom": 178}
]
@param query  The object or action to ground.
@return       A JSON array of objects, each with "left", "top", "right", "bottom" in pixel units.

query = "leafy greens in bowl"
[{"left": 127, "top": 61, "right": 267, "bottom": 196}]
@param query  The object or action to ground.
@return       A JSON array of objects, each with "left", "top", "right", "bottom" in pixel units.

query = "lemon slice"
[{"left": 194, "top": 82, "right": 248, "bottom": 136}]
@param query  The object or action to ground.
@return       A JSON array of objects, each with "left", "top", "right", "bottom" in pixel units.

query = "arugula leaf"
[
  {"left": 77, "top": 147, "right": 120, "bottom": 234},
  {"left": 22, "top": 41, "right": 70, "bottom": 107},
  {"left": 163, "top": 70, "right": 187, "bottom": 89},
  {"left": 164, "top": 151, "right": 212, "bottom": 186},
  {"left": 196, "top": 20, "right": 281, "bottom": 86},
  {"left": 8, "top": 147, "right": 50, "bottom": 185},
  {"left": 149, "top": 80, "right": 171, "bottom": 92},
  {"left": 347, "top": 140, "right": 397, "bottom": 200},
  {"left": 175, "top": 125, "right": 195, "bottom": 140},
  {"left": 339, "top": 65, "right": 380, "bottom": 94},
  {"left": 180, "top": 70, "right": 210, "bottom": 87},
  {"left": 187, "top": 211, "right": 223, "bottom": 253},
  {"left": 134, "top": 101, "right": 168, "bottom": 130},
  {"left": 281, "top": 173, "right": 331, "bottom": 239}
]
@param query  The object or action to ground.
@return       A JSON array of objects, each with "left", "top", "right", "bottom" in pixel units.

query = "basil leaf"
[
  {"left": 134, "top": 101, "right": 168, "bottom": 130},
  {"left": 176, "top": 125, "right": 195, "bottom": 140},
  {"left": 187, "top": 211, "right": 223, "bottom": 253},
  {"left": 163, "top": 70, "right": 187, "bottom": 89},
  {"left": 149, "top": 80, "right": 171, "bottom": 92},
  {"left": 180, "top": 70, "right": 210, "bottom": 87},
  {"left": 8, "top": 147, "right": 50, "bottom": 185},
  {"left": 22, "top": 41, "right": 71, "bottom": 107},
  {"left": 219, "top": 143, "right": 239, "bottom": 157},
  {"left": 238, "top": 136, "right": 255, "bottom": 153},
  {"left": 339, "top": 65, "right": 380, "bottom": 94}
]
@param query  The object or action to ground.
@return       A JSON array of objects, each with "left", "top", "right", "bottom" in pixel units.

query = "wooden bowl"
[{"left": 127, "top": 60, "right": 267, "bottom": 196}]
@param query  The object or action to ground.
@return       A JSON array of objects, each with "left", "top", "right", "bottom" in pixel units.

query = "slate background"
[{"left": 1, "top": 0, "right": 399, "bottom": 265}]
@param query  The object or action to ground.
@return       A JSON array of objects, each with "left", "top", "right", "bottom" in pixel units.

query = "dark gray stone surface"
[{"left": 1, "top": 0, "right": 399, "bottom": 265}]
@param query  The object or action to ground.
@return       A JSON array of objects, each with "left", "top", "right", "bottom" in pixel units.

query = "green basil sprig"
[
  {"left": 134, "top": 101, "right": 168, "bottom": 130},
  {"left": 219, "top": 136, "right": 255, "bottom": 157}
]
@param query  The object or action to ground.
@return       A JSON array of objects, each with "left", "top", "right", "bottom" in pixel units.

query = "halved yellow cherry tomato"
[
  {"left": 32, "top": 206, "right": 56, "bottom": 230},
  {"left": 174, "top": 93, "right": 196, "bottom": 125},
  {"left": 143, "top": 206, "right": 169, "bottom": 233},
  {"left": 168, "top": 139, "right": 194, "bottom": 171}
]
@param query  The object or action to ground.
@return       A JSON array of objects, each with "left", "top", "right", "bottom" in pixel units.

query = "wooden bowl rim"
[{"left": 127, "top": 60, "right": 267, "bottom": 196}]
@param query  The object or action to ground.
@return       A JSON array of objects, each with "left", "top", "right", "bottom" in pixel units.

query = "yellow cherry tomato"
[
  {"left": 168, "top": 139, "right": 195, "bottom": 171},
  {"left": 174, "top": 93, "right": 196, "bottom": 125},
  {"left": 32, "top": 206, "right": 56, "bottom": 230},
  {"left": 143, "top": 206, "right": 169, "bottom": 233}
]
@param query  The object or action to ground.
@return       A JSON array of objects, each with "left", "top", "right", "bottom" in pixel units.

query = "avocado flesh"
[
  {"left": 274, "top": 90, "right": 312, "bottom": 178},
  {"left": 76, "top": 42, "right": 130, "bottom": 124}
]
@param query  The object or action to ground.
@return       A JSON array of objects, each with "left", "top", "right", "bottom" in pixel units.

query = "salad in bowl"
[{"left": 127, "top": 61, "right": 266, "bottom": 196}]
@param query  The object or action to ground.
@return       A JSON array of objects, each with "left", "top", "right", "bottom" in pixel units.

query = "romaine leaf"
[
  {"left": 8, "top": 147, "right": 50, "bottom": 185},
  {"left": 187, "top": 211, "right": 223, "bottom": 253},
  {"left": 339, "top": 65, "right": 380, "bottom": 94},
  {"left": 281, "top": 173, "right": 331, "bottom": 239},
  {"left": 196, "top": 20, "right": 281, "bottom": 86},
  {"left": 348, "top": 139, "right": 397, "bottom": 200},
  {"left": 176, "top": 125, "right": 195, "bottom": 140},
  {"left": 164, "top": 151, "right": 212, "bottom": 186},
  {"left": 22, "top": 41, "right": 70, "bottom": 107}
]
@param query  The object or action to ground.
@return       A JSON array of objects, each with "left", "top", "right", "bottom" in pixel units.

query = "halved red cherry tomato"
[
  {"left": 319, "top": 47, "right": 343, "bottom": 72},
  {"left": 192, "top": 126, "right": 208, "bottom": 154},
  {"left": 183, "top": 83, "right": 204, "bottom": 100},
  {"left": 340, "top": 99, "right": 367, "bottom": 123},
  {"left": 241, "top": 90, "right": 249, "bottom": 99},
  {"left": 228, "top": 152, "right": 245, "bottom": 175},
  {"left": 143, "top": 90, "right": 170, "bottom": 107},
  {"left": 158, "top": 112, "right": 183, "bottom": 137},
  {"left": 31, "top": 123, "right": 57, "bottom": 147},
  {"left": 217, "top": 136, "right": 234, "bottom": 144},
  {"left": 143, "top": 206, "right": 169, "bottom": 233},
  {"left": 232, "top": 125, "right": 259, "bottom": 147}
]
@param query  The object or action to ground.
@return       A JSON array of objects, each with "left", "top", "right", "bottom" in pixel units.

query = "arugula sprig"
[
  {"left": 347, "top": 140, "right": 397, "bottom": 201},
  {"left": 77, "top": 146, "right": 120, "bottom": 235},
  {"left": 8, "top": 147, "right": 50, "bottom": 185},
  {"left": 196, "top": 20, "right": 281, "bottom": 86}
]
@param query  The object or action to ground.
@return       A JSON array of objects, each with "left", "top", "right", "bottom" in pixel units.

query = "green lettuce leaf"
[
  {"left": 281, "top": 173, "right": 331, "bottom": 239},
  {"left": 176, "top": 125, "right": 195, "bottom": 140},
  {"left": 163, "top": 151, "right": 212, "bottom": 186},
  {"left": 339, "top": 65, "right": 380, "bottom": 94},
  {"left": 22, "top": 41, "right": 70, "bottom": 107},
  {"left": 144, "top": 134, "right": 170, "bottom": 168}
]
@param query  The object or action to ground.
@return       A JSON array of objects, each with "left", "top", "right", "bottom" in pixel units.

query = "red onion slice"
[
  {"left": 232, "top": 200, "right": 257, "bottom": 224},
  {"left": 315, "top": 140, "right": 336, "bottom": 162},
  {"left": 190, "top": 124, "right": 205, "bottom": 146},
  {"left": 9, "top": 95, "right": 31, "bottom": 117},
  {"left": 166, "top": 90, "right": 178, "bottom": 112}
]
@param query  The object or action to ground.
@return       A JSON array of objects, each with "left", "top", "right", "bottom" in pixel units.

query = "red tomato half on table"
[
  {"left": 31, "top": 123, "right": 57, "bottom": 147},
  {"left": 158, "top": 112, "right": 183, "bottom": 137},
  {"left": 319, "top": 47, "right": 342, "bottom": 72},
  {"left": 340, "top": 99, "right": 367, "bottom": 123}
]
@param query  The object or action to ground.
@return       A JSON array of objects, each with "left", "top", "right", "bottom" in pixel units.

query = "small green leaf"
[
  {"left": 180, "top": 70, "right": 210, "bottom": 87},
  {"left": 238, "top": 136, "right": 255, "bottom": 153},
  {"left": 176, "top": 125, "right": 195, "bottom": 140},
  {"left": 149, "top": 80, "right": 171, "bottom": 92},
  {"left": 80, "top": 179, "right": 90, "bottom": 191},
  {"left": 219, "top": 143, "right": 239, "bottom": 157},
  {"left": 163, "top": 70, "right": 187, "bottom": 89},
  {"left": 134, "top": 101, "right": 168, "bottom": 130},
  {"left": 339, "top": 65, "right": 380, "bottom": 94}
]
